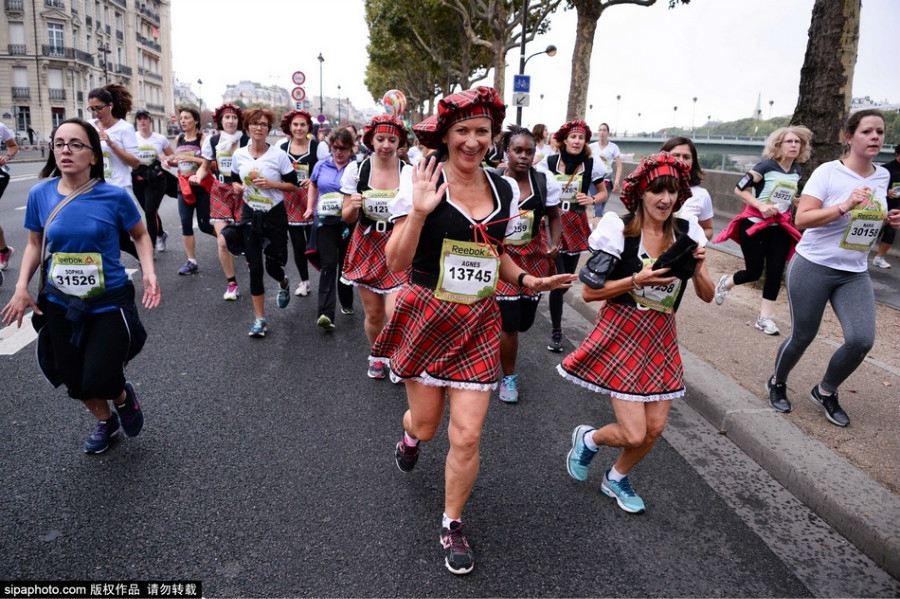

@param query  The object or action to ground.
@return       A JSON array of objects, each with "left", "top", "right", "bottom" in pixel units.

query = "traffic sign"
[
  {"left": 291, "top": 87, "right": 306, "bottom": 102},
  {"left": 295, "top": 101, "right": 304, "bottom": 110},
  {"left": 513, "top": 92, "right": 530, "bottom": 107},
  {"left": 292, "top": 71, "right": 306, "bottom": 86},
  {"left": 317, "top": 114, "right": 326, "bottom": 124},
  {"left": 513, "top": 75, "right": 530, "bottom": 93}
]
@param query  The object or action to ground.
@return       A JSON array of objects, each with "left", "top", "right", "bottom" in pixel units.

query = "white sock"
[
  {"left": 818, "top": 384, "right": 835, "bottom": 397},
  {"left": 607, "top": 465, "right": 626, "bottom": 482},
  {"left": 188, "top": 258, "right": 197, "bottom": 265},
  {"left": 583, "top": 430, "right": 599, "bottom": 452},
  {"left": 403, "top": 431, "right": 419, "bottom": 446},
  {"left": 442, "top": 513, "right": 460, "bottom": 529}
]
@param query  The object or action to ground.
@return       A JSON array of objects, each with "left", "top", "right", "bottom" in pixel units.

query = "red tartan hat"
[
  {"left": 553, "top": 119, "right": 592, "bottom": 146},
  {"left": 213, "top": 103, "right": 243, "bottom": 129},
  {"left": 413, "top": 86, "right": 506, "bottom": 149},
  {"left": 362, "top": 114, "right": 408, "bottom": 150},
  {"left": 280, "top": 109, "right": 314, "bottom": 136},
  {"left": 620, "top": 152, "right": 693, "bottom": 213}
]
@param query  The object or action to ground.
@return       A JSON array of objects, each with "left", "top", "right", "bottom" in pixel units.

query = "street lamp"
[
  {"left": 98, "top": 42, "right": 111, "bottom": 84},
  {"left": 768, "top": 99, "right": 774, "bottom": 119},
  {"left": 615, "top": 94, "right": 621, "bottom": 136},
  {"left": 691, "top": 96, "right": 697, "bottom": 134},
  {"left": 673, "top": 105, "right": 678, "bottom": 134},
  {"left": 707, "top": 114, "right": 712, "bottom": 139},
  {"left": 317, "top": 53, "right": 324, "bottom": 118},
  {"left": 637, "top": 112, "right": 641, "bottom": 135},
  {"left": 337, "top": 84, "right": 342, "bottom": 123},
  {"left": 196, "top": 78, "right": 203, "bottom": 119}
]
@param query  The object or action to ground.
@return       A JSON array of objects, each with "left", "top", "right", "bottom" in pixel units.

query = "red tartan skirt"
[
  {"left": 209, "top": 181, "right": 243, "bottom": 222},
  {"left": 371, "top": 283, "right": 501, "bottom": 390},
  {"left": 557, "top": 301, "right": 685, "bottom": 401},
  {"left": 497, "top": 228, "right": 557, "bottom": 299},
  {"left": 284, "top": 188, "right": 312, "bottom": 225},
  {"left": 559, "top": 210, "right": 590, "bottom": 255},
  {"left": 341, "top": 224, "right": 409, "bottom": 293}
]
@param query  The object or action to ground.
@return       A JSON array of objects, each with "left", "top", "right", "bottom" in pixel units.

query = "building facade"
[
  {"left": 0, "top": 0, "right": 173, "bottom": 143},
  {"left": 222, "top": 80, "right": 290, "bottom": 109}
]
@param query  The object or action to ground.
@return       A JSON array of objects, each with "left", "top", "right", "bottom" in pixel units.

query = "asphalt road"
[{"left": 1, "top": 168, "right": 898, "bottom": 597}]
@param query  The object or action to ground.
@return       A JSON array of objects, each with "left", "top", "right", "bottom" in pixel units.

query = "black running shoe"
[
  {"left": 394, "top": 439, "right": 419, "bottom": 472},
  {"left": 767, "top": 376, "right": 791, "bottom": 413},
  {"left": 440, "top": 520, "right": 474, "bottom": 575},
  {"left": 809, "top": 386, "right": 849, "bottom": 427},
  {"left": 547, "top": 329, "right": 563, "bottom": 353},
  {"left": 114, "top": 382, "right": 144, "bottom": 437}
]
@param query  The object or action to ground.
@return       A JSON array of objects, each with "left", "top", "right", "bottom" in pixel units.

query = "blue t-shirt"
[
  {"left": 25, "top": 179, "right": 142, "bottom": 308},
  {"left": 311, "top": 158, "right": 349, "bottom": 226}
]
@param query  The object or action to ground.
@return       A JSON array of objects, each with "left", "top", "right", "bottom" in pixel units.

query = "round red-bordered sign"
[
  {"left": 291, "top": 87, "right": 306, "bottom": 102},
  {"left": 292, "top": 71, "right": 306, "bottom": 86}
]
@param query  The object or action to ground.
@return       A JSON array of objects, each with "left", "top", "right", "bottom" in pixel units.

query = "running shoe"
[
  {"left": 178, "top": 260, "right": 199, "bottom": 276},
  {"left": 600, "top": 470, "right": 646, "bottom": 514},
  {"left": 223, "top": 281, "right": 240, "bottom": 301},
  {"left": 394, "top": 438, "right": 419, "bottom": 472},
  {"left": 340, "top": 305, "right": 355, "bottom": 315},
  {"left": 0, "top": 246, "right": 14, "bottom": 271},
  {"left": 83, "top": 413, "right": 121, "bottom": 454},
  {"left": 547, "top": 329, "right": 563, "bottom": 353},
  {"left": 248, "top": 318, "right": 268, "bottom": 338},
  {"left": 277, "top": 280, "right": 291, "bottom": 309},
  {"left": 114, "top": 382, "right": 144, "bottom": 437},
  {"left": 755, "top": 316, "right": 780, "bottom": 335},
  {"left": 440, "top": 521, "right": 474, "bottom": 575},
  {"left": 317, "top": 314, "right": 336, "bottom": 331},
  {"left": 294, "top": 280, "right": 311, "bottom": 296},
  {"left": 367, "top": 360, "right": 388, "bottom": 380},
  {"left": 766, "top": 376, "right": 791, "bottom": 413},
  {"left": 872, "top": 255, "right": 891, "bottom": 269},
  {"left": 566, "top": 425, "right": 597, "bottom": 481},
  {"left": 155, "top": 232, "right": 168, "bottom": 253},
  {"left": 498, "top": 374, "right": 519, "bottom": 403},
  {"left": 714, "top": 274, "right": 731, "bottom": 305},
  {"left": 809, "top": 386, "right": 850, "bottom": 427}
]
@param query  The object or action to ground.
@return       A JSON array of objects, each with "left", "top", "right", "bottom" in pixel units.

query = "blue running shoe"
[
  {"left": 498, "top": 374, "right": 518, "bottom": 403},
  {"left": 248, "top": 318, "right": 268, "bottom": 338},
  {"left": 177, "top": 260, "right": 198, "bottom": 276},
  {"left": 601, "top": 470, "right": 646, "bottom": 514},
  {"left": 277, "top": 280, "right": 290, "bottom": 309},
  {"left": 566, "top": 425, "right": 597, "bottom": 481},
  {"left": 114, "top": 382, "right": 144, "bottom": 437},
  {"left": 83, "top": 413, "right": 121, "bottom": 454}
]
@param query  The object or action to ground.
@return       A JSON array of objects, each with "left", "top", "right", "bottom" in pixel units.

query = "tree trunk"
[
  {"left": 566, "top": 0, "right": 602, "bottom": 121},
  {"left": 791, "top": 0, "right": 860, "bottom": 177},
  {"left": 492, "top": 39, "right": 507, "bottom": 99}
]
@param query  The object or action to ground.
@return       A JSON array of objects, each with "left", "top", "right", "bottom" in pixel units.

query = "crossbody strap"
[{"left": 38, "top": 178, "right": 99, "bottom": 289}]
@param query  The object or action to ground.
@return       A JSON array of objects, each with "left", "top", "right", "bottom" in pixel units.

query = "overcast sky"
[{"left": 171, "top": 0, "right": 897, "bottom": 134}]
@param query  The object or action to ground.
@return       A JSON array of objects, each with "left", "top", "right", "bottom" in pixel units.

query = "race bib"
[
  {"left": 137, "top": 144, "right": 157, "bottom": 166},
  {"left": 317, "top": 192, "right": 344, "bottom": 218},
  {"left": 504, "top": 210, "right": 534, "bottom": 246},
  {"left": 630, "top": 258, "right": 681, "bottom": 314},
  {"left": 362, "top": 189, "right": 395, "bottom": 222},
  {"left": 435, "top": 239, "right": 499, "bottom": 304},
  {"left": 177, "top": 152, "right": 198, "bottom": 176},
  {"left": 767, "top": 181, "right": 797, "bottom": 213},
  {"left": 245, "top": 189, "right": 273, "bottom": 212},
  {"left": 50, "top": 252, "right": 105, "bottom": 299},
  {"left": 216, "top": 151, "right": 233, "bottom": 175},
  {"left": 294, "top": 163, "right": 309, "bottom": 182},
  {"left": 556, "top": 173, "right": 582, "bottom": 205},
  {"left": 840, "top": 208, "right": 884, "bottom": 252},
  {"left": 102, "top": 151, "right": 112, "bottom": 180}
]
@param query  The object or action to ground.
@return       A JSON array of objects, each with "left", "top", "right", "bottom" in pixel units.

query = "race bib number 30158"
[
  {"left": 840, "top": 208, "right": 884, "bottom": 252},
  {"left": 435, "top": 239, "right": 499, "bottom": 304}
]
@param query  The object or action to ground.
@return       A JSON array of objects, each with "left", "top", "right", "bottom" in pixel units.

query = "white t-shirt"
[
  {"left": 339, "top": 160, "right": 412, "bottom": 195},
  {"left": 0, "top": 123, "right": 13, "bottom": 174},
  {"left": 795, "top": 159, "right": 890, "bottom": 272},
  {"left": 135, "top": 132, "right": 171, "bottom": 166},
  {"left": 588, "top": 211, "right": 707, "bottom": 258},
  {"left": 677, "top": 185, "right": 714, "bottom": 222},
  {"left": 231, "top": 144, "right": 295, "bottom": 211},
  {"left": 93, "top": 119, "right": 139, "bottom": 189},
  {"left": 201, "top": 131, "right": 243, "bottom": 177},
  {"left": 588, "top": 141, "right": 621, "bottom": 176},
  {"left": 537, "top": 153, "right": 608, "bottom": 184}
]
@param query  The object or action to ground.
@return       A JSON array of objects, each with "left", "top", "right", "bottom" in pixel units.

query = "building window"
[
  {"left": 48, "top": 22, "right": 64, "bottom": 51},
  {"left": 52, "top": 108, "right": 66, "bottom": 129},
  {"left": 16, "top": 106, "right": 31, "bottom": 133}
]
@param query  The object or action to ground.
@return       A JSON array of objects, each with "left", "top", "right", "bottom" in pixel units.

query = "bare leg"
[
  {"left": 359, "top": 287, "right": 387, "bottom": 346},
  {"left": 499, "top": 331, "right": 518, "bottom": 376},
  {"left": 444, "top": 388, "right": 490, "bottom": 520}
]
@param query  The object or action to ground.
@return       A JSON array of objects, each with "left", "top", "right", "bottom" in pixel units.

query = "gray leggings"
[{"left": 774, "top": 254, "right": 875, "bottom": 393}]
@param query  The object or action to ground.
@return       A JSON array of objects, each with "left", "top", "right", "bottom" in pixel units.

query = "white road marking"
[
  {"left": 0, "top": 312, "right": 37, "bottom": 355},
  {"left": 15, "top": 205, "right": 26, "bottom": 211},
  {"left": 11, "top": 174, "right": 37, "bottom": 182}
]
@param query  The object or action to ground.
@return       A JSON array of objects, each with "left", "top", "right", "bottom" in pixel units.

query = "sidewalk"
[{"left": 561, "top": 198, "right": 900, "bottom": 579}]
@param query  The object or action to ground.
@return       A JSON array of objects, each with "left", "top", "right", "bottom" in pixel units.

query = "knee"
[
  {"left": 448, "top": 424, "right": 481, "bottom": 457},
  {"left": 409, "top": 420, "right": 438, "bottom": 443},
  {"left": 622, "top": 427, "right": 648, "bottom": 448},
  {"left": 844, "top": 334, "right": 874, "bottom": 358},
  {"left": 645, "top": 422, "right": 667, "bottom": 443}
]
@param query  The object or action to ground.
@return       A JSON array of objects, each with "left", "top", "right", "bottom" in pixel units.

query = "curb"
[{"left": 561, "top": 290, "right": 900, "bottom": 580}]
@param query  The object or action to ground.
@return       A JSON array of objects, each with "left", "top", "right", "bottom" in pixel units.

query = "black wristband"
[{"left": 517, "top": 272, "right": 528, "bottom": 287}]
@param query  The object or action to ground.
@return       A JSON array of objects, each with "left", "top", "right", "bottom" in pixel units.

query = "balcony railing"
[
  {"left": 115, "top": 64, "right": 132, "bottom": 76},
  {"left": 44, "top": 0, "right": 64, "bottom": 8},
  {"left": 42, "top": 44, "right": 75, "bottom": 59},
  {"left": 136, "top": 34, "right": 161, "bottom": 52},
  {"left": 12, "top": 87, "right": 30, "bottom": 99},
  {"left": 109, "top": 0, "right": 126, "bottom": 8},
  {"left": 74, "top": 49, "right": 94, "bottom": 65},
  {"left": 138, "top": 66, "right": 163, "bottom": 81},
  {"left": 5, "top": 0, "right": 25, "bottom": 10},
  {"left": 138, "top": 4, "right": 160, "bottom": 24},
  {"left": 8, "top": 44, "right": 27, "bottom": 55},
  {"left": 49, "top": 88, "right": 66, "bottom": 101},
  {"left": 147, "top": 103, "right": 165, "bottom": 113}
]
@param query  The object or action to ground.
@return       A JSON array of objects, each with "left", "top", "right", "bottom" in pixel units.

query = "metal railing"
[
  {"left": 8, "top": 44, "right": 27, "bottom": 55},
  {"left": 147, "top": 103, "right": 165, "bottom": 113},
  {"left": 42, "top": 44, "right": 74, "bottom": 58},
  {"left": 5, "top": 0, "right": 25, "bottom": 10},
  {"left": 115, "top": 64, "right": 132, "bottom": 76},
  {"left": 44, "top": 0, "right": 64, "bottom": 8},
  {"left": 136, "top": 34, "right": 161, "bottom": 52},
  {"left": 109, "top": 0, "right": 126, "bottom": 8},
  {"left": 49, "top": 88, "right": 66, "bottom": 101},
  {"left": 11, "top": 87, "right": 30, "bottom": 99},
  {"left": 138, "top": 4, "right": 160, "bottom": 24},
  {"left": 74, "top": 49, "right": 94, "bottom": 65}
]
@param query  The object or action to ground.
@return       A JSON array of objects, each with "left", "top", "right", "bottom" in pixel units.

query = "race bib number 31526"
[
  {"left": 435, "top": 239, "right": 499, "bottom": 304},
  {"left": 50, "top": 252, "right": 105, "bottom": 299}
]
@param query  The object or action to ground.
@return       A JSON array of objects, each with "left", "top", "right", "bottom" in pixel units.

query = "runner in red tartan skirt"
[
  {"left": 374, "top": 87, "right": 576, "bottom": 576},
  {"left": 560, "top": 151, "right": 715, "bottom": 516},
  {"left": 339, "top": 115, "right": 412, "bottom": 380},
  {"left": 539, "top": 119, "right": 609, "bottom": 354},
  {"left": 493, "top": 126, "right": 562, "bottom": 404}
]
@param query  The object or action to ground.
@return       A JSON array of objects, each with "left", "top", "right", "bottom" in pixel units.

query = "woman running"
[
  {"left": 561, "top": 152, "right": 713, "bottom": 514},
  {"left": 0, "top": 121, "right": 20, "bottom": 277},
  {"left": 196, "top": 103, "right": 249, "bottom": 301},
  {"left": 371, "top": 87, "right": 575, "bottom": 574},
  {"left": 767, "top": 109, "right": 899, "bottom": 423},
  {"left": 1, "top": 118, "right": 159, "bottom": 454},
  {"left": 713, "top": 126, "right": 811, "bottom": 335},
  {"left": 279, "top": 110, "right": 328, "bottom": 298},
  {"left": 540, "top": 120, "right": 608, "bottom": 352},
  {"left": 87, "top": 84, "right": 140, "bottom": 195},
  {"left": 340, "top": 115, "right": 411, "bottom": 378},
  {"left": 230, "top": 108, "right": 298, "bottom": 337},
  {"left": 662, "top": 136, "right": 714, "bottom": 240},
  {"left": 495, "top": 125, "right": 562, "bottom": 403},
  {"left": 132, "top": 109, "right": 174, "bottom": 253}
]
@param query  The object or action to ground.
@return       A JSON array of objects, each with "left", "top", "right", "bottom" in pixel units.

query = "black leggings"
[
  {"left": 0, "top": 169, "right": 9, "bottom": 200},
  {"left": 44, "top": 301, "right": 130, "bottom": 401},
  {"left": 499, "top": 297, "right": 540, "bottom": 333},
  {"left": 734, "top": 219, "right": 792, "bottom": 301},
  {"left": 133, "top": 174, "right": 166, "bottom": 246},
  {"left": 241, "top": 204, "right": 288, "bottom": 296},
  {"left": 316, "top": 223, "right": 354, "bottom": 320},
  {"left": 178, "top": 187, "right": 215, "bottom": 237},
  {"left": 549, "top": 252, "right": 581, "bottom": 330},
  {"left": 289, "top": 224, "right": 312, "bottom": 282}
]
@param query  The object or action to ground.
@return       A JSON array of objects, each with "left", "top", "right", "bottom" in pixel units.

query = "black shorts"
[{"left": 498, "top": 296, "right": 540, "bottom": 333}]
